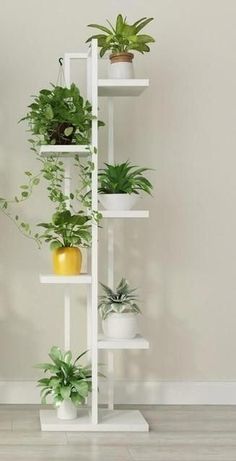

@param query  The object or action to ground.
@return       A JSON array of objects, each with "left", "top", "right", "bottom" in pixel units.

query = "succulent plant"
[{"left": 98, "top": 278, "right": 141, "bottom": 320}]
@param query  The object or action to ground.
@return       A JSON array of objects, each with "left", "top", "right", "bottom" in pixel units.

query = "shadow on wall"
[
  {"left": 117, "top": 211, "right": 196, "bottom": 381},
  {"left": 0, "top": 276, "right": 38, "bottom": 381}
]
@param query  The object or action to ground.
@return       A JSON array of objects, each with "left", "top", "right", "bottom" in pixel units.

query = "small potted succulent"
[
  {"left": 86, "top": 14, "right": 155, "bottom": 78},
  {"left": 98, "top": 161, "right": 153, "bottom": 210},
  {"left": 20, "top": 83, "right": 104, "bottom": 146},
  {"left": 38, "top": 210, "right": 91, "bottom": 275},
  {"left": 98, "top": 278, "right": 141, "bottom": 339},
  {"left": 36, "top": 346, "right": 92, "bottom": 420}
]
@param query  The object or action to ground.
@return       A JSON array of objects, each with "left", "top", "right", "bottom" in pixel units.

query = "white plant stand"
[{"left": 39, "top": 40, "right": 150, "bottom": 431}]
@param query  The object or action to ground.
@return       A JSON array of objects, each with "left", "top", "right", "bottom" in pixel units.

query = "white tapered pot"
[
  {"left": 57, "top": 399, "right": 77, "bottom": 420},
  {"left": 102, "top": 312, "right": 139, "bottom": 339},
  {"left": 108, "top": 52, "right": 134, "bottom": 79},
  {"left": 99, "top": 194, "right": 139, "bottom": 210}
]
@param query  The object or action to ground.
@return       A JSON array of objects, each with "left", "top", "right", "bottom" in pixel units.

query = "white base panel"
[
  {"left": 4, "top": 381, "right": 236, "bottom": 405},
  {"left": 40, "top": 409, "right": 149, "bottom": 432}
]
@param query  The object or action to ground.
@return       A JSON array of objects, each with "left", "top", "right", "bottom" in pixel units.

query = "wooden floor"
[{"left": 1, "top": 404, "right": 236, "bottom": 460}]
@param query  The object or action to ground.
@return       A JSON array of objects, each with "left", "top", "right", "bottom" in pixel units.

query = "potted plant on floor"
[
  {"left": 36, "top": 346, "right": 92, "bottom": 420},
  {"left": 86, "top": 14, "right": 155, "bottom": 78},
  {"left": 99, "top": 278, "right": 141, "bottom": 339},
  {"left": 98, "top": 161, "right": 153, "bottom": 210},
  {"left": 20, "top": 83, "right": 104, "bottom": 147},
  {"left": 38, "top": 210, "right": 91, "bottom": 275}
]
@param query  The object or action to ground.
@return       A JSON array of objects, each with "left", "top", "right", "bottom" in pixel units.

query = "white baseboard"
[{"left": 1, "top": 380, "right": 236, "bottom": 405}]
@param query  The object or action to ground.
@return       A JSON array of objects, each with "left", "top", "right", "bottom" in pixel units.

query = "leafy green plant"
[
  {"left": 98, "top": 161, "right": 153, "bottom": 195},
  {"left": 35, "top": 346, "right": 92, "bottom": 407},
  {"left": 86, "top": 14, "right": 155, "bottom": 57},
  {"left": 20, "top": 83, "right": 104, "bottom": 146},
  {"left": 38, "top": 210, "right": 91, "bottom": 250},
  {"left": 98, "top": 278, "right": 141, "bottom": 320}
]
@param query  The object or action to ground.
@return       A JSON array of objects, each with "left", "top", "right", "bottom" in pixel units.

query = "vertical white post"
[
  {"left": 64, "top": 54, "right": 71, "bottom": 88},
  {"left": 63, "top": 161, "right": 71, "bottom": 350},
  {"left": 107, "top": 223, "right": 114, "bottom": 289},
  {"left": 64, "top": 290, "right": 70, "bottom": 350},
  {"left": 107, "top": 83, "right": 115, "bottom": 411},
  {"left": 107, "top": 351, "right": 114, "bottom": 410},
  {"left": 91, "top": 40, "right": 98, "bottom": 425},
  {"left": 108, "top": 98, "right": 114, "bottom": 164},
  {"left": 86, "top": 48, "right": 92, "bottom": 364}
]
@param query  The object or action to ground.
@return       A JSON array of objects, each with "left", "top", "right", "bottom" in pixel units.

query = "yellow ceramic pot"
[{"left": 52, "top": 247, "right": 82, "bottom": 275}]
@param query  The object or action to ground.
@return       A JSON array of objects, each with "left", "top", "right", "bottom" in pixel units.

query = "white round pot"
[
  {"left": 102, "top": 312, "right": 139, "bottom": 339},
  {"left": 108, "top": 61, "right": 134, "bottom": 79},
  {"left": 57, "top": 399, "right": 77, "bottom": 420},
  {"left": 108, "top": 52, "right": 134, "bottom": 79},
  {"left": 99, "top": 194, "right": 139, "bottom": 210}
]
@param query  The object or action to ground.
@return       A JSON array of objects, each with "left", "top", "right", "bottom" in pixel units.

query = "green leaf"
[
  {"left": 60, "top": 385, "right": 71, "bottom": 400},
  {"left": 75, "top": 381, "right": 89, "bottom": 398},
  {"left": 135, "top": 17, "right": 154, "bottom": 33},
  {"left": 45, "top": 105, "right": 54, "bottom": 120},
  {"left": 64, "top": 126, "right": 73, "bottom": 137},
  {"left": 64, "top": 350, "right": 72, "bottom": 364},
  {"left": 49, "top": 346, "right": 62, "bottom": 363},
  {"left": 116, "top": 14, "right": 124, "bottom": 34},
  {"left": 87, "top": 23, "right": 112, "bottom": 35},
  {"left": 50, "top": 241, "right": 62, "bottom": 250},
  {"left": 71, "top": 393, "right": 84, "bottom": 406}
]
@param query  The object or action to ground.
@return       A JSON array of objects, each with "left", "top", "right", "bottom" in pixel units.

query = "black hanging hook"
[{"left": 58, "top": 57, "right": 63, "bottom": 66}]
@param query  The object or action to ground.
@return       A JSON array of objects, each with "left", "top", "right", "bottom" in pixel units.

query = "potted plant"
[
  {"left": 20, "top": 83, "right": 104, "bottom": 146},
  {"left": 98, "top": 278, "right": 141, "bottom": 339},
  {"left": 36, "top": 346, "right": 92, "bottom": 420},
  {"left": 98, "top": 161, "right": 153, "bottom": 210},
  {"left": 86, "top": 14, "right": 155, "bottom": 78},
  {"left": 38, "top": 210, "right": 91, "bottom": 275}
]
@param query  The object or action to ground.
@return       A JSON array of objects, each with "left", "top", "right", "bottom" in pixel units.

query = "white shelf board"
[
  {"left": 39, "top": 145, "right": 90, "bottom": 158},
  {"left": 40, "top": 408, "right": 148, "bottom": 432},
  {"left": 98, "top": 334, "right": 149, "bottom": 350},
  {"left": 100, "top": 210, "right": 149, "bottom": 219},
  {"left": 40, "top": 274, "right": 92, "bottom": 284},
  {"left": 98, "top": 79, "right": 149, "bottom": 97}
]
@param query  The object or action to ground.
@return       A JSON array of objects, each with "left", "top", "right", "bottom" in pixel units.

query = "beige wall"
[{"left": 0, "top": 0, "right": 236, "bottom": 388}]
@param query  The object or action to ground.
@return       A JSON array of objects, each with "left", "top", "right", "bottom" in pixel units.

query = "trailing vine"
[{"left": 0, "top": 82, "right": 104, "bottom": 249}]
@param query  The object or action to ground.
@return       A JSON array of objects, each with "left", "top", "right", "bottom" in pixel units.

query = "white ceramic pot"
[
  {"left": 109, "top": 61, "right": 134, "bottom": 79},
  {"left": 102, "top": 312, "right": 139, "bottom": 339},
  {"left": 57, "top": 399, "right": 77, "bottom": 420},
  {"left": 108, "top": 52, "right": 134, "bottom": 79},
  {"left": 99, "top": 194, "right": 139, "bottom": 210}
]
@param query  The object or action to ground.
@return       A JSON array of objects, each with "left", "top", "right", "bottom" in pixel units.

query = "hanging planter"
[
  {"left": 98, "top": 161, "right": 153, "bottom": 210},
  {"left": 86, "top": 14, "right": 155, "bottom": 79},
  {"left": 20, "top": 83, "right": 104, "bottom": 146},
  {"left": 99, "top": 278, "right": 141, "bottom": 340}
]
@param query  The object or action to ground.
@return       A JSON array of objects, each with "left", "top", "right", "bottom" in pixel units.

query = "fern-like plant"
[
  {"left": 98, "top": 161, "right": 153, "bottom": 195},
  {"left": 98, "top": 278, "right": 141, "bottom": 320}
]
